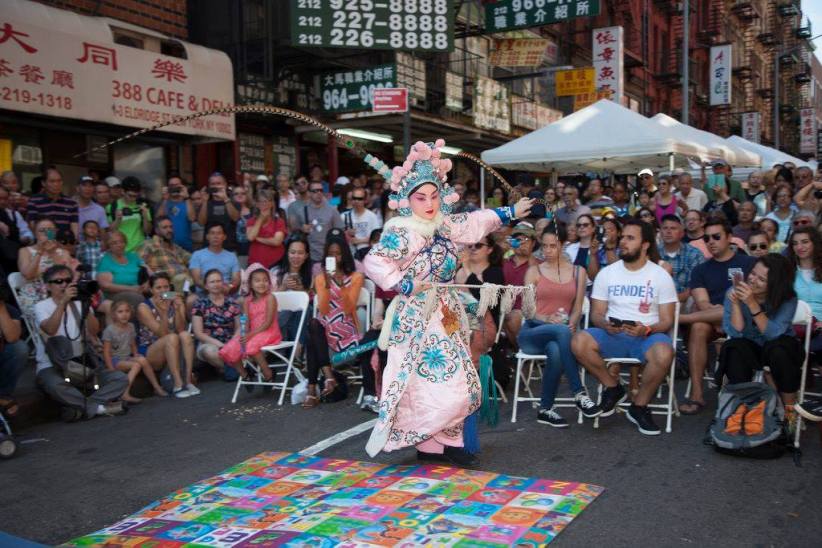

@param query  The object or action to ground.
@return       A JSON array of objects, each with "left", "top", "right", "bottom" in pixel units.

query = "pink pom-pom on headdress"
[
  {"left": 402, "top": 159, "right": 414, "bottom": 172},
  {"left": 417, "top": 146, "right": 432, "bottom": 161},
  {"left": 434, "top": 138, "right": 445, "bottom": 148},
  {"left": 440, "top": 159, "right": 453, "bottom": 174},
  {"left": 398, "top": 198, "right": 409, "bottom": 209},
  {"left": 387, "top": 199, "right": 399, "bottom": 209}
]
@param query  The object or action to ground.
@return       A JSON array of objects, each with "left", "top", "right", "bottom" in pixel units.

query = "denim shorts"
[{"left": 587, "top": 328, "right": 672, "bottom": 363}]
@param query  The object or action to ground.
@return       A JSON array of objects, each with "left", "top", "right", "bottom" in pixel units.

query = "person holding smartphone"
[
  {"left": 156, "top": 175, "right": 196, "bottom": 251},
  {"left": 571, "top": 220, "right": 678, "bottom": 436}
]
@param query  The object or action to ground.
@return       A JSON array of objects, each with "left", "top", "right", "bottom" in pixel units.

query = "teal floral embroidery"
[
  {"left": 417, "top": 334, "right": 458, "bottom": 383},
  {"left": 374, "top": 228, "right": 409, "bottom": 260}
]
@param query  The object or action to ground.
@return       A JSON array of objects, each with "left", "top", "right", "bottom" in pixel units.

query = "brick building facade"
[{"left": 34, "top": 0, "right": 188, "bottom": 38}]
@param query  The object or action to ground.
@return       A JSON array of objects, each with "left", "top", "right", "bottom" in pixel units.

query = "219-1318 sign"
[{"left": 291, "top": 0, "right": 454, "bottom": 52}]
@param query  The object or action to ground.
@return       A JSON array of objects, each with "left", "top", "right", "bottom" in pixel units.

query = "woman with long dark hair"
[
  {"left": 787, "top": 227, "right": 822, "bottom": 354},
  {"left": 455, "top": 233, "right": 505, "bottom": 330},
  {"left": 718, "top": 254, "right": 802, "bottom": 408},
  {"left": 519, "top": 226, "right": 598, "bottom": 427},
  {"left": 303, "top": 234, "right": 363, "bottom": 408},
  {"left": 271, "top": 235, "right": 313, "bottom": 349}
]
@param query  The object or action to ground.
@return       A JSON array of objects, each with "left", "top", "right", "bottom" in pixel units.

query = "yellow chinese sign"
[
  {"left": 489, "top": 38, "right": 549, "bottom": 67},
  {"left": 573, "top": 90, "right": 613, "bottom": 111},
  {"left": 555, "top": 68, "right": 595, "bottom": 96}
]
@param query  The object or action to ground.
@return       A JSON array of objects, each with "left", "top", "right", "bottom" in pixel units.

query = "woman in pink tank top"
[{"left": 517, "top": 226, "right": 599, "bottom": 427}]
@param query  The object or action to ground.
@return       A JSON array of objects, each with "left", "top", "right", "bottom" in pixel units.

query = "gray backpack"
[{"left": 707, "top": 382, "right": 787, "bottom": 459}]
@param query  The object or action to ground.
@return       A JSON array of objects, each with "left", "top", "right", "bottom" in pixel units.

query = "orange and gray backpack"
[{"left": 707, "top": 382, "right": 788, "bottom": 459}]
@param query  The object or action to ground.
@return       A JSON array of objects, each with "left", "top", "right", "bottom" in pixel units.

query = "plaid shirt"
[
  {"left": 139, "top": 236, "right": 192, "bottom": 278},
  {"left": 658, "top": 242, "right": 705, "bottom": 294},
  {"left": 76, "top": 240, "right": 103, "bottom": 277}
]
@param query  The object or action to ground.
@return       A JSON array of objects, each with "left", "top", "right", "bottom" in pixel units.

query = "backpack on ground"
[{"left": 707, "top": 382, "right": 788, "bottom": 459}]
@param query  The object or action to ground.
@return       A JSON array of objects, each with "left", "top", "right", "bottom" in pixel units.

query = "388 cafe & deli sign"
[{"left": 0, "top": 6, "right": 235, "bottom": 140}]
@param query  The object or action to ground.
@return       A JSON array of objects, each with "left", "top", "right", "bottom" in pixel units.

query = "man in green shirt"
[
  {"left": 110, "top": 176, "right": 152, "bottom": 252},
  {"left": 702, "top": 160, "right": 746, "bottom": 204}
]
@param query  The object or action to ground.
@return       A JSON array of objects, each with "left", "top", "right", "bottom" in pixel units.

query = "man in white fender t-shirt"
[{"left": 571, "top": 219, "right": 678, "bottom": 435}]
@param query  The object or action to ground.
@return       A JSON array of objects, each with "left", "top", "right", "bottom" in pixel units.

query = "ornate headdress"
[{"left": 364, "top": 139, "right": 458, "bottom": 217}]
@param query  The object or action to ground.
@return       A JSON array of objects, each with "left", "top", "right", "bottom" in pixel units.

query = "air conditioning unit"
[{"left": 12, "top": 145, "right": 42, "bottom": 165}]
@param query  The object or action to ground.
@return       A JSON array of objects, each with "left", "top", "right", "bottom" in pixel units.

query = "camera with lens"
[
  {"left": 815, "top": 189, "right": 822, "bottom": 199},
  {"left": 121, "top": 207, "right": 133, "bottom": 217},
  {"left": 75, "top": 264, "right": 99, "bottom": 302}
]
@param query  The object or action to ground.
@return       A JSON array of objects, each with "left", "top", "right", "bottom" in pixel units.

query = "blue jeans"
[
  {"left": 0, "top": 340, "right": 28, "bottom": 398},
  {"left": 517, "top": 320, "right": 583, "bottom": 409},
  {"left": 278, "top": 307, "right": 311, "bottom": 346}
]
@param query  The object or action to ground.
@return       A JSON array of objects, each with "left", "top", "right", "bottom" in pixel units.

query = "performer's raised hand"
[{"left": 513, "top": 197, "right": 535, "bottom": 219}]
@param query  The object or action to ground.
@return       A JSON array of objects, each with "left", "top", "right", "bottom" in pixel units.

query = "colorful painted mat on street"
[{"left": 66, "top": 451, "right": 603, "bottom": 547}]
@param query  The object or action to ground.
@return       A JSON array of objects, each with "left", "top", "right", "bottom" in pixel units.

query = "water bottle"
[
  {"left": 239, "top": 314, "right": 248, "bottom": 357},
  {"left": 556, "top": 307, "right": 569, "bottom": 324}
]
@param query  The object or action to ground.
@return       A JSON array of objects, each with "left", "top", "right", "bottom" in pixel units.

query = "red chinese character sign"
[
  {"left": 592, "top": 26, "right": 623, "bottom": 104},
  {"left": 800, "top": 108, "right": 816, "bottom": 154},
  {"left": 710, "top": 45, "right": 731, "bottom": 106},
  {"left": 0, "top": 1, "right": 234, "bottom": 140}
]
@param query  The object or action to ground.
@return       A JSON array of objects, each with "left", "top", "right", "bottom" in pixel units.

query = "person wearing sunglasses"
[
  {"left": 678, "top": 218, "right": 756, "bottom": 415},
  {"left": 502, "top": 222, "right": 538, "bottom": 343},
  {"left": 565, "top": 214, "right": 600, "bottom": 281},
  {"left": 637, "top": 168, "right": 658, "bottom": 196},
  {"left": 658, "top": 215, "right": 705, "bottom": 304},
  {"left": 343, "top": 188, "right": 381, "bottom": 253},
  {"left": 34, "top": 264, "right": 128, "bottom": 421},
  {"left": 746, "top": 231, "right": 771, "bottom": 259},
  {"left": 290, "top": 181, "right": 344, "bottom": 264}
]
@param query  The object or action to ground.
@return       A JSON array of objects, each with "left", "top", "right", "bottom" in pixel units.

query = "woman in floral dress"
[{"left": 363, "top": 140, "right": 532, "bottom": 466}]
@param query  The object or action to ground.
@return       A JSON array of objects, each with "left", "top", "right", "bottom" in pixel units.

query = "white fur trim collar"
[{"left": 384, "top": 212, "right": 444, "bottom": 238}]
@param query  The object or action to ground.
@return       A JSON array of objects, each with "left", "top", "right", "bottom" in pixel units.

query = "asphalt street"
[{"left": 1, "top": 378, "right": 821, "bottom": 547}]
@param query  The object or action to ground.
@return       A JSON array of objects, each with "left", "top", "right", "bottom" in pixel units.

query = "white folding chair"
[
  {"left": 591, "top": 301, "right": 681, "bottom": 433},
  {"left": 310, "top": 287, "right": 371, "bottom": 404},
  {"left": 231, "top": 291, "right": 310, "bottom": 404},
  {"left": 8, "top": 272, "right": 45, "bottom": 358},
  {"left": 511, "top": 297, "right": 590, "bottom": 423},
  {"left": 792, "top": 300, "right": 816, "bottom": 451},
  {"left": 684, "top": 336, "right": 726, "bottom": 399}
]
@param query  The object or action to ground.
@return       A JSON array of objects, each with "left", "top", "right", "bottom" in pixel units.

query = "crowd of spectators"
[{"left": 0, "top": 159, "right": 819, "bottom": 438}]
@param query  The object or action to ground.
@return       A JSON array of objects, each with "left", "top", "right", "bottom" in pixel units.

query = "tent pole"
[
  {"left": 669, "top": 153, "right": 674, "bottom": 172},
  {"left": 480, "top": 168, "right": 485, "bottom": 209}
]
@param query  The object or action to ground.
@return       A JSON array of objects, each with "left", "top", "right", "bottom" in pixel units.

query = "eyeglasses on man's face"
[
  {"left": 749, "top": 243, "right": 769, "bottom": 251},
  {"left": 702, "top": 233, "right": 723, "bottom": 242},
  {"left": 48, "top": 277, "right": 71, "bottom": 285}
]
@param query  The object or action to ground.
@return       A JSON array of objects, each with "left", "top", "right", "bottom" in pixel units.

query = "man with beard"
[
  {"left": 139, "top": 216, "right": 193, "bottom": 295},
  {"left": 571, "top": 220, "right": 677, "bottom": 435}
]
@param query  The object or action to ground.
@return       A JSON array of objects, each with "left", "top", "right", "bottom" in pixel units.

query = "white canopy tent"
[
  {"left": 650, "top": 113, "right": 761, "bottom": 168},
  {"left": 481, "top": 99, "right": 717, "bottom": 174},
  {"left": 725, "top": 135, "right": 811, "bottom": 169}
]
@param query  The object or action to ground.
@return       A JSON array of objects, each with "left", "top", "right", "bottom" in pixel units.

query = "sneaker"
[
  {"left": 537, "top": 407, "right": 569, "bottom": 428},
  {"left": 626, "top": 404, "right": 661, "bottom": 435},
  {"left": 598, "top": 384, "right": 627, "bottom": 417},
  {"left": 360, "top": 395, "right": 379, "bottom": 414},
  {"left": 574, "top": 392, "right": 602, "bottom": 418},
  {"left": 97, "top": 401, "right": 126, "bottom": 417},
  {"left": 796, "top": 398, "right": 822, "bottom": 422},
  {"left": 186, "top": 383, "right": 201, "bottom": 396},
  {"left": 173, "top": 387, "right": 191, "bottom": 399}
]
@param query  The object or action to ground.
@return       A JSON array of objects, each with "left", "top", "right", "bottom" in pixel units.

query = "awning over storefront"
[{"left": 0, "top": 0, "right": 235, "bottom": 141}]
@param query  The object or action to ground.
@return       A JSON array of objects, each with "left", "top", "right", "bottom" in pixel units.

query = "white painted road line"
[{"left": 300, "top": 419, "right": 377, "bottom": 456}]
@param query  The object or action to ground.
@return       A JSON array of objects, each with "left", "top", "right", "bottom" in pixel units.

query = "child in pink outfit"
[{"left": 220, "top": 263, "right": 282, "bottom": 381}]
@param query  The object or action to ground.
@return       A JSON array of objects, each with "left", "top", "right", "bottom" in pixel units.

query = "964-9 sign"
[{"left": 291, "top": 0, "right": 454, "bottom": 52}]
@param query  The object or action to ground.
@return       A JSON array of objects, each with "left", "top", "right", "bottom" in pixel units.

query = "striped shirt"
[{"left": 26, "top": 194, "right": 78, "bottom": 234}]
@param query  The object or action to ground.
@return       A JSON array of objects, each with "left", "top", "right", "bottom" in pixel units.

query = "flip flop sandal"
[
  {"left": 302, "top": 395, "right": 319, "bottom": 409},
  {"left": 679, "top": 399, "right": 706, "bottom": 415},
  {"left": 0, "top": 399, "right": 19, "bottom": 417},
  {"left": 321, "top": 377, "right": 338, "bottom": 397}
]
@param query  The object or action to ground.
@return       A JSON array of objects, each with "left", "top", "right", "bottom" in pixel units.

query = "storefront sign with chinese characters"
[
  {"left": 0, "top": 2, "right": 234, "bottom": 139},
  {"left": 272, "top": 136, "right": 297, "bottom": 178},
  {"left": 396, "top": 52, "right": 426, "bottom": 104},
  {"left": 236, "top": 82, "right": 277, "bottom": 106},
  {"left": 320, "top": 64, "right": 396, "bottom": 113},
  {"left": 710, "top": 45, "right": 732, "bottom": 106},
  {"left": 544, "top": 38, "right": 558, "bottom": 64},
  {"left": 573, "top": 90, "right": 612, "bottom": 111},
  {"left": 489, "top": 38, "right": 548, "bottom": 67},
  {"left": 239, "top": 133, "right": 266, "bottom": 174},
  {"left": 485, "top": 0, "right": 601, "bottom": 32},
  {"left": 555, "top": 68, "right": 595, "bottom": 96},
  {"left": 536, "top": 104, "right": 563, "bottom": 127},
  {"left": 445, "top": 71, "right": 462, "bottom": 111},
  {"left": 291, "top": 0, "right": 454, "bottom": 52},
  {"left": 592, "top": 26, "right": 623, "bottom": 103},
  {"left": 800, "top": 108, "right": 816, "bottom": 154},
  {"left": 512, "top": 96, "right": 536, "bottom": 129},
  {"left": 474, "top": 76, "right": 510, "bottom": 134},
  {"left": 741, "top": 112, "right": 760, "bottom": 143}
]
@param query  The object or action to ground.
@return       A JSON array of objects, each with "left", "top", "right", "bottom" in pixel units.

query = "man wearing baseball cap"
[
  {"left": 637, "top": 169, "right": 658, "bottom": 195},
  {"left": 105, "top": 175, "right": 124, "bottom": 202},
  {"left": 702, "top": 159, "right": 745, "bottom": 203},
  {"left": 503, "top": 221, "right": 538, "bottom": 342}
]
